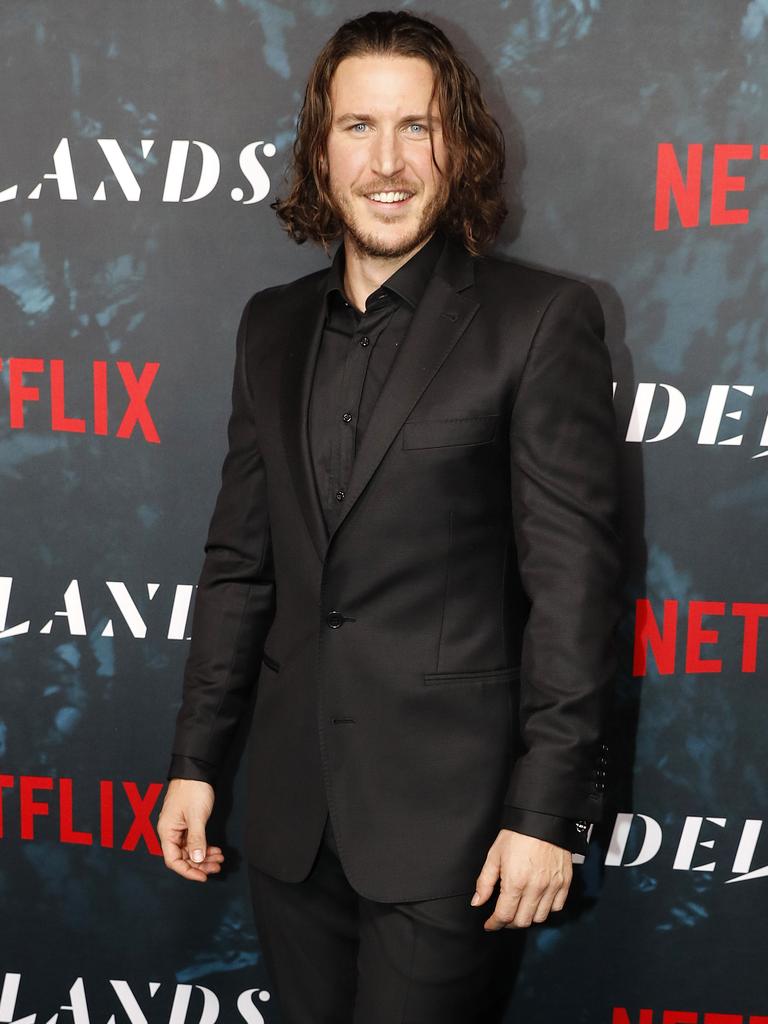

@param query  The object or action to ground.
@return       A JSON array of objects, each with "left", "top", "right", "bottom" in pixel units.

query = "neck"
[{"left": 342, "top": 231, "right": 435, "bottom": 312}]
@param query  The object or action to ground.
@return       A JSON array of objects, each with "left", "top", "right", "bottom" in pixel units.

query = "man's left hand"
[{"left": 472, "top": 829, "right": 573, "bottom": 930}]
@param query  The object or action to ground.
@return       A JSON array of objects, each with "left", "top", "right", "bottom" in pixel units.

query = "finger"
[
  {"left": 160, "top": 832, "right": 186, "bottom": 870},
  {"left": 472, "top": 855, "right": 501, "bottom": 907},
  {"left": 198, "top": 849, "right": 225, "bottom": 873},
  {"left": 161, "top": 836, "right": 210, "bottom": 883},
  {"left": 175, "top": 860, "right": 210, "bottom": 882},
  {"left": 180, "top": 845, "right": 225, "bottom": 869},
  {"left": 185, "top": 821, "right": 208, "bottom": 865},
  {"left": 550, "top": 877, "right": 572, "bottom": 913},
  {"left": 544, "top": 859, "right": 572, "bottom": 914},
  {"left": 191, "top": 845, "right": 224, "bottom": 861},
  {"left": 531, "top": 887, "right": 558, "bottom": 924},
  {"left": 507, "top": 895, "right": 541, "bottom": 929},
  {"left": 178, "top": 846, "right": 224, "bottom": 862},
  {"left": 518, "top": 868, "right": 565, "bottom": 925},
  {"left": 483, "top": 886, "right": 523, "bottom": 931},
  {"left": 487, "top": 873, "right": 548, "bottom": 930},
  {"left": 515, "top": 864, "right": 571, "bottom": 926},
  {"left": 197, "top": 860, "right": 223, "bottom": 875}
]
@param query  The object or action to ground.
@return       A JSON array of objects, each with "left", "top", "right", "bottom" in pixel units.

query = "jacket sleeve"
[
  {"left": 167, "top": 293, "right": 276, "bottom": 780},
  {"left": 503, "top": 281, "right": 621, "bottom": 824}
]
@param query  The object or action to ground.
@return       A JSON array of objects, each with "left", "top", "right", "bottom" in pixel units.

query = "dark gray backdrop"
[{"left": 1, "top": 2, "right": 766, "bottom": 1021}]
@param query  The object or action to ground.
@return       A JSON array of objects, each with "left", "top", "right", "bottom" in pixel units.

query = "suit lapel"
[
  {"left": 279, "top": 275, "right": 330, "bottom": 564},
  {"left": 279, "top": 235, "right": 480, "bottom": 563}
]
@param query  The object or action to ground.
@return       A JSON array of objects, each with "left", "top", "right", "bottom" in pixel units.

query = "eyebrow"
[{"left": 334, "top": 112, "right": 439, "bottom": 125}]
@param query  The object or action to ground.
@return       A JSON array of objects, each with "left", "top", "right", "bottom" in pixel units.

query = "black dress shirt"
[{"left": 168, "top": 227, "right": 591, "bottom": 855}]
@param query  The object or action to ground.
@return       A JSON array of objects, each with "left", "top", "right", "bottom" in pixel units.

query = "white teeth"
[{"left": 367, "top": 191, "right": 411, "bottom": 203}]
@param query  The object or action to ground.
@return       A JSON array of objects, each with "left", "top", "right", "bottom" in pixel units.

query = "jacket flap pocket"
[
  {"left": 403, "top": 415, "right": 498, "bottom": 450},
  {"left": 423, "top": 665, "right": 519, "bottom": 686}
]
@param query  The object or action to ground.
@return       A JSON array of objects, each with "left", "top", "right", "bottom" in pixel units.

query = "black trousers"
[{"left": 247, "top": 813, "right": 527, "bottom": 1024}]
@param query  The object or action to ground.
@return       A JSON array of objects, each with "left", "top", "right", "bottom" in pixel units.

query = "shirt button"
[
  {"left": 360, "top": 336, "right": 370, "bottom": 347},
  {"left": 335, "top": 490, "right": 345, "bottom": 502},
  {"left": 326, "top": 611, "right": 344, "bottom": 628},
  {"left": 342, "top": 412, "right": 352, "bottom": 423}
]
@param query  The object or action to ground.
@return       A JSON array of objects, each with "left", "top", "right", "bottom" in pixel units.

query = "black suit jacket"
[{"left": 170, "top": 234, "right": 622, "bottom": 902}]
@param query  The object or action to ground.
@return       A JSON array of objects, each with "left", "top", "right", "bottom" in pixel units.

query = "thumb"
[
  {"left": 186, "top": 820, "right": 208, "bottom": 864},
  {"left": 471, "top": 851, "right": 501, "bottom": 906}
]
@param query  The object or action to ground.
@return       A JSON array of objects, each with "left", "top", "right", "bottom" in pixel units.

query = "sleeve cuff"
[
  {"left": 167, "top": 754, "right": 217, "bottom": 786},
  {"left": 500, "top": 805, "right": 591, "bottom": 855}
]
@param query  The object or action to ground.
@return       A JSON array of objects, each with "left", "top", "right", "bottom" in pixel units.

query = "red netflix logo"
[
  {"left": 633, "top": 599, "right": 767, "bottom": 676},
  {"left": 654, "top": 142, "right": 768, "bottom": 230},
  {"left": 614, "top": 1011, "right": 768, "bottom": 1024},
  {"left": 0, "top": 357, "right": 160, "bottom": 442},
  {"left": 0, "top": 774, "right": 164, "bottom": 856}
]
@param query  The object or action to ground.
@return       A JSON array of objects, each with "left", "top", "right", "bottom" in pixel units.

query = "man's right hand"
[{"left": 158, "top": 778, "right": 224, "bottom": 883}]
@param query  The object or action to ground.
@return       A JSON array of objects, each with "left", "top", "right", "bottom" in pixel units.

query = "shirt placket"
[{"left": 331, "top": 296, "right": 395, "bottom": 524}]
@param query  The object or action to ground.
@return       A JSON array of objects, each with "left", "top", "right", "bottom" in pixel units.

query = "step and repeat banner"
[{"left": 1, "top": 2, "right": 765, "bottom": 1021}]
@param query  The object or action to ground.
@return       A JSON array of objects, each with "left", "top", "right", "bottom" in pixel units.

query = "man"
[{"left": 158, "top": 9, "right": 621, "bottom": 1022}]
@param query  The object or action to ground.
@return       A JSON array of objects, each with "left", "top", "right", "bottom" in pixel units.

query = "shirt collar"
[{"left": 324, "top": 227, "right": 447, "bottom": 314}]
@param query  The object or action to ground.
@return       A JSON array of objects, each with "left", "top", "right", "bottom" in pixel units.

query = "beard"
[{"left": 328, "top": 178, "right": 450, "bottom": 261}]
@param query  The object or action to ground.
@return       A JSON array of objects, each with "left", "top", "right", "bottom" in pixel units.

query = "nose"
[{"left": 369, "top": 127, "right": 406, "bottom": 181}]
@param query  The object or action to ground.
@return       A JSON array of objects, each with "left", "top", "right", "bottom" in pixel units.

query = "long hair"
[{"left": 270, "top": 10, "right": 507, "bottom": 257}]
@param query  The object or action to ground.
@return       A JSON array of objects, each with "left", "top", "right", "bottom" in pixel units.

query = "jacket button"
[{"left": 326, "top": 611, "right": 345, "bottom": 628}]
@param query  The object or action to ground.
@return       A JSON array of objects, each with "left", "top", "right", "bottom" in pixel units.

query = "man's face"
[{"left": 324, "top": 54, "right": 450, "bottom": 260}]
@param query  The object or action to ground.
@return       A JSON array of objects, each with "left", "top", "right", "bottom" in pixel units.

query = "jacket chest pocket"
[{"left": 402, "top": 414, "right": 499, "bottom": 450}]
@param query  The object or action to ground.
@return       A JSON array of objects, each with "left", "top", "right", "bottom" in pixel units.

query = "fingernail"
[
  {"left": 191, "top": 849, "right": 204, "bottom": 863},
  {"left": 470, "top": 891, "right": 480, "bottom": 906}
]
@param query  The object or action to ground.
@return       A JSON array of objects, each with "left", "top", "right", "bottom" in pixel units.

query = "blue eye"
[{"left": 347, "top": 122, "right": 428, "bottom": 134}]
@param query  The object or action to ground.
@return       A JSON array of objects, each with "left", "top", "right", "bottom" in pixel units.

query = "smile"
[{"left": 364, "top": 191, "right": 414, "bottom": 207}]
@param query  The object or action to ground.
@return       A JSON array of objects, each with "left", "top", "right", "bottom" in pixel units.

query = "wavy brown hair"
[{"left": 270, "top": 10, "right": 507, "bottom": 257}]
